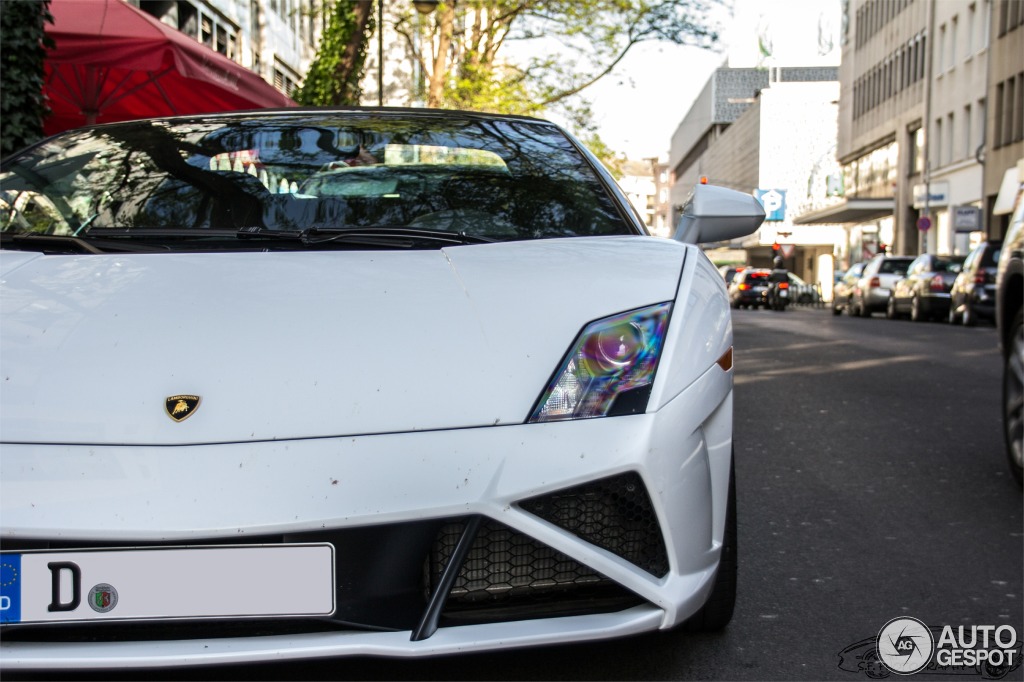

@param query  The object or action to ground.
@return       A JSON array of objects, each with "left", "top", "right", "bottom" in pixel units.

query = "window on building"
[
  {"left": 909, "top": 126, "right": 924, "bottom": 175},
  {"left": 983, "top": 0, "right": 992, "bottom": 47},
  {"left": 917, "top": 33, "right": 928, "bottom": 82},
  {"left": 947, "top": 112, "right": 955, "bottom": 163},
  {"left": 995, "top": 81, "right": 1005, "bottom": 148},
  {"left": 1015, "top": 72, "right": 1024, "bottom": 143},
  {"left": 978, "top": 97, "right": 987, "bottom": 152},
  {"left": 273, "top": 61, "right": 300, "bottom": 97},
  {"left": 215, "top": 24, "right": 227, "bottom": 56},
  {"left": 967, "top": 3, "right": 976, "bottom": 54},
  {"left": 939, "top": 24, "right": 947, "bottom": 72},
  {"left": 935, "top": 117, "right": 944, "bottom": 167},
  {"left": 1005, "top": 77, "right": 1017, "bottom": 146},
  {"left": 950, "top": 16, "right": 958, "bottom": 67},
  {"left": 964, "top": 104, "right": 973, "bottom": 159},
  {"left": 177, "top": 2, "right": 197, "bottom": 37},
  {"left": 200, "top": 14, "right": 213, "bottom": 47}
]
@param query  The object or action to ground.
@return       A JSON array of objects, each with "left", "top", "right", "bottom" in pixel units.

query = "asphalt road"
[{"left": 20, "top": 306, "right": 1023, "bottom": 681}]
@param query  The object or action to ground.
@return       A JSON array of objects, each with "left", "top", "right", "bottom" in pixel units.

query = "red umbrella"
[{"left": 43, "top": 0, "right": 295, "bottom": 135}]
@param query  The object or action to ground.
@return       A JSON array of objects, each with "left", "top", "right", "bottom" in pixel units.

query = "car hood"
[{"left": 0, "top": 238, "right": 686, "bottom": 445}]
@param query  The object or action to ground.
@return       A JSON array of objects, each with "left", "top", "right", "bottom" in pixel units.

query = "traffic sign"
[{"left": 916, "top": 216, "right": 932, "bottom": 231}]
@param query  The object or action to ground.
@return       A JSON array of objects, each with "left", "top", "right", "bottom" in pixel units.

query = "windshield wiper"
[
  {"left": 0, "top": 231, "right": 168, "bottom": 254},
  {"left": 85, "top": 227, "right": 240, "bottom": 239},
  {"left": 236, "top": 226, "right": 498, "bottom": 247}
]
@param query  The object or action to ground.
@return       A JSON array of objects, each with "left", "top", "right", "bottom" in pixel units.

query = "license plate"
[{"left": 0, "top": 544, "right": 334, "bottom": 624}]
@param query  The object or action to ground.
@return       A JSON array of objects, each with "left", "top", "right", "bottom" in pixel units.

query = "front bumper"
[{"left": 0, "top": 364, "right": 733, "bottom": 669}]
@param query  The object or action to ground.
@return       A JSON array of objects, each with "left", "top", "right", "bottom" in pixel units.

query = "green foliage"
[
  {"left": 307, "top": 0, "right": 719, "bottom": 162},
  {"left": 1, "top": 0, "right": 53, "bottom": 157},
  {"left": 294, "top": 0, "right": 374, "bottom": 106},
  {"left": 418, "top": 0, "right": 718, "bottom": 161}
]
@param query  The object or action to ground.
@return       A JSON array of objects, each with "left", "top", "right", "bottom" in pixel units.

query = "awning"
[
  {"left": 992, "top": 166, "right": 1021, "bottom": 215},
  {"left": 43, "top": 0, "right": 295, "bottom": 135},
  {"left": 793, "top": 197, "right": 894, "bottom": 225}
]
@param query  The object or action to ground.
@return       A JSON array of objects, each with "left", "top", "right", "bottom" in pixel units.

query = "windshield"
[{"left": 0, "top": 113, "right": 633, "bottom": 248}]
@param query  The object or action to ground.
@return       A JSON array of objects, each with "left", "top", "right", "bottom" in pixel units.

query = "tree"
[
  {"left": 392, "top": 1, "right": 719, "bottom": 113},
  {"left": 298, "top": 0, "right": 720, "bottom": 167},
  {"left": 1, "top": 0, "right": 53, "bottom": 157},
  {"left": 294, "top": 0, "right": 376, "bottom": 106}
]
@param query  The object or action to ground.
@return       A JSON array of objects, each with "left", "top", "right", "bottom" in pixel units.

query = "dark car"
[
  {"left": 831, "top": 262, "right": 866, "bottom": 315},
  {"left": 886, "top": 253, "right": 966, "bottom": 322},
  {"left": 728, "top": 268, "right": 771, "bottom": 309},
  {"left": 949, "top": 240, "right": 1001, "bottom": 325},
  {"left": 851, "top": 255, "right": 915, "bottom": 317},
  {"left": 996, "top": 181, "right": 1023, "bottom": 486}
]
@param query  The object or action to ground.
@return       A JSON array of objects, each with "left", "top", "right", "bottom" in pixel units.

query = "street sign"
[
  {"left": 917, "top": 216, "right": 932, "bottom": 232},
  {"left": 755, "top": 189, "right": 787, "bottom": 221},
  {"left": 953, "top": 206, "right": 982, "bottom": 232}
]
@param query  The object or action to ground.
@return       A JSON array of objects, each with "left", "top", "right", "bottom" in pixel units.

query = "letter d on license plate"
[{"left": 0, "top": 544, "right": 334, "bottom": 624}]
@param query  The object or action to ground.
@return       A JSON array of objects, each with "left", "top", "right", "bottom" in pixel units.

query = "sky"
[
  {"left": 584, "top": 41, "right": 728, "bottom": 161},
  {"left": 579, "top": 0, "right": 843, "bottom": 161}
]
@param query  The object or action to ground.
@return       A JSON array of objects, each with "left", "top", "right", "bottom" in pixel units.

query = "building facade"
[
  {"left": 667, "top": 67, "right": 844, "bottom": 285},
  {"left": 984, "top": 0, "right": 1024, "bottom": 237},
  {"left": 801, "top": 0, "right": 1018, "bottom": 263}
]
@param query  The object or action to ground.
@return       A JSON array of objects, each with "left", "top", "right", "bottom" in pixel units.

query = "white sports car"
[{"left": 0, "top": 110, "right": 763, "bottom": 670}]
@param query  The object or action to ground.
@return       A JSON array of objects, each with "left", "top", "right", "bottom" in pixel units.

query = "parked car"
[
  {"left": 949, "top": 240, "right": 1002, "bottom": 325},
  {"left": 850, "top": 255, "right": 915, "bottom": 317},
  {"left": 886, "top": 253, "right": 966, "bottom": 322},
  {"left": 729, "top": 268, "right": 771, "bottom": 308},
  {"left": 0, "top": 109, "right": 765, "bottom": 669},
  {"left": 996, "top": 181, "right": 1023, "bottom": 486},
  {"left": 832, "top": 262, "right": 866, "bottom": 315},
  {"left": 718, "top": 264, "right": 745, "bottom": 285}
]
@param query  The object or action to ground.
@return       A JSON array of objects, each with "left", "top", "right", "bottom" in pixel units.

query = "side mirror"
[{"left": 673, "top": 184, "right": 766, "bottom": 245}]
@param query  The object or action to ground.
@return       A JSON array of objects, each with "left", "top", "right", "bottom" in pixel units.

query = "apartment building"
[
  {"left": 803, "top": 0, "right": 1015, "bottom": 262},
  {"left": 985, "top": 0, "right": 1024, "bottom": 238}
]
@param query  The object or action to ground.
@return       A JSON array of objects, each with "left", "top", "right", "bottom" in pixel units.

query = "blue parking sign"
[{"left": 755, "top": 189, "right": 787, "bottom": 221}]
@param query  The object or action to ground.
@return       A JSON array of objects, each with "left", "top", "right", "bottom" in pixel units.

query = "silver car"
[{"left": 851, "top": 255, "right": 914, "bottom": 317}]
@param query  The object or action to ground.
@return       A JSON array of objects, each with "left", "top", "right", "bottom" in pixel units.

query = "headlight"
[{"left": 528, "top": 302, "right": 672, "bottom": 422}]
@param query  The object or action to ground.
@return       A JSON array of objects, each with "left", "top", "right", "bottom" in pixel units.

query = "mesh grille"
[
  {"left": 426, "top": 518, "right": 648, "bottom": 625},
  {"left": 428, "top": 519, "right": 610, "bottom": 609},
  {"left": 518, "top": 472, "right": 669, "bottom": 576}
]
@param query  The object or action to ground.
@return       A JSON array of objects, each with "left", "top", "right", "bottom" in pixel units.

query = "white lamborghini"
[{"left": 0, "top": 109, "right": 763, "bottom": 669}]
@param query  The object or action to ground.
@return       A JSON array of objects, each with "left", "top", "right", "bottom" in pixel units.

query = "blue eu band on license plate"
[
  {"left": 0, "top": 545, "right": 335, "bottom": 625},
  {"left": 1, "top": 554, "right": 22, "bottom": 623}
]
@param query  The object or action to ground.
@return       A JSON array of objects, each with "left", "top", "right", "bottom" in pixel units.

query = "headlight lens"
[{"left": 528, "top": 302, "right": 672, "bottom": 422}]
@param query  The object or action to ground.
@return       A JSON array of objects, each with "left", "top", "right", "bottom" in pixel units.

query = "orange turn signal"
[{"left": 716, "top": 347, "right": 734, "bottom": 372}]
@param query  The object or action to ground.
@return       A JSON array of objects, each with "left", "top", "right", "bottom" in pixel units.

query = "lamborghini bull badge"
[{"left": 165, "top": 395, "right": 201, "bottom": 422}]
